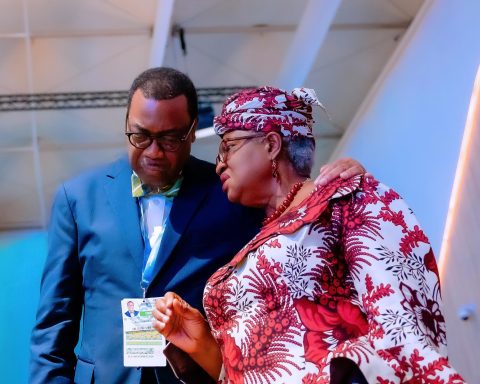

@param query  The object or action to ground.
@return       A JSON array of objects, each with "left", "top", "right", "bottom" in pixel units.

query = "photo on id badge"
[{"left": 121, "top": 298, "right": 166, "bottom": 367}]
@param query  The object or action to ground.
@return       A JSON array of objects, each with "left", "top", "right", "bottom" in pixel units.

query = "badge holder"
[{"left": 121, "top": 297, "right": 166, "bottom": 367}]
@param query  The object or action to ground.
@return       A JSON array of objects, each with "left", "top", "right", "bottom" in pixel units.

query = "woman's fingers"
[
  {"left": 163, "top": 291, "right": 178, "bottom": 307},
  {"left": 152, "top": 307, "right": 170, "bottom": 323},
  {"left": 152, "top": 317, "right": 166, "bottom": 333},
  {"left": 152, "top": 292, "right": 196, "bottom": 338},
  {"left": 154, "top": 297, "right": 172, "bottom": 317},
  {"left": 172, "top": 295, "right": 190, "bottom": 312}
]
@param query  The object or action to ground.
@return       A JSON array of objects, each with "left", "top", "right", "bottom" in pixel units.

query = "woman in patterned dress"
[{"left": 152, "top": 86, "right": 464, "bottom": 384}]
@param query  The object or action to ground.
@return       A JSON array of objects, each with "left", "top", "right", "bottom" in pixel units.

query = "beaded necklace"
[{"left": 262, "top": 179, "right": 308, "bottom": 226}]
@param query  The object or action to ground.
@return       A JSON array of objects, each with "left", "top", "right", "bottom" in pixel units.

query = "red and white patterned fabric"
[
  {"left": 203, "top": 175, "right": 464, "bottom": 384},
  {"left": 213, "top": 86, "right": 325, "bottom": 138}
]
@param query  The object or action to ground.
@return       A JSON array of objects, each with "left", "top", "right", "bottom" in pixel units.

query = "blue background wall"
[{"left": 0, "top": 230, "right": 47, "bottom": 384}]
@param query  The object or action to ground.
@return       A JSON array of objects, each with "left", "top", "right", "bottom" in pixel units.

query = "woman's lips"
[{"left": 220, "top": 174, "right": 230, "bottom": 191}]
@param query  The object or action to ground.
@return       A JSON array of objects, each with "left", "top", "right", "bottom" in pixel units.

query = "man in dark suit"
[{"left": 30, "top": 67, "right": 363, "bottom": 383}]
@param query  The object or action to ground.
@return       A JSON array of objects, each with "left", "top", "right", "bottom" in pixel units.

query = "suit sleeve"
[
  {"left": 340, "top": 178, "right": 464, "bottom": 382},
  {"left": 30, "top": 184, "right": 84, "bottom": 383}
]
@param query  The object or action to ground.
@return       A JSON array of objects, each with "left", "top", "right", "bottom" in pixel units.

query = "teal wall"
[{"left": 0, "top": 230, "right": 47, "bottom": 384}]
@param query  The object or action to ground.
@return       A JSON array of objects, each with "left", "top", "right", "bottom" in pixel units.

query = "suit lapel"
[
  {"left": 147, "top": 159, "right": 211, "bottom": 283},
  {"left": 104, "top": 157, "right": 144, "bottom": 272}
]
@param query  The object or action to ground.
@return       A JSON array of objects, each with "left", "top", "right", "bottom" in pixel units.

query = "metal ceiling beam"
[
  {"left": 275, "top": 0, "right": 342, "bottom": 89},
  {"left": 0, "top": 22, "right": 410, "bottom": 40},
  {"left": 0, "top": 87, "right": 252, "bottom": 111},
  {"left": 0, "top": 28, "right": 152, "bottom": 39},
  {"left": 0, "top": 91, "right": 129, "bottom": 111},
  {"left": 150, "top": 0, "right": 175, "bottom": 67},
  {"left": 171, "top": 22, "right": 411, "bottom": 35}
]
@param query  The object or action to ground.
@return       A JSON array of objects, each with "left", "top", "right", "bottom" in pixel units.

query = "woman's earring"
[{"left": 271, "top": 159, "right": 278, "bottom": 179}]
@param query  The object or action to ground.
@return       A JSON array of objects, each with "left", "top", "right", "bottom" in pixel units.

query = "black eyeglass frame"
[
  {"left": 215, "top": 133, "right": 265, "bottom": 165},
  {"left": 125, "top": 118, "right": 197, "bottom": 152}
]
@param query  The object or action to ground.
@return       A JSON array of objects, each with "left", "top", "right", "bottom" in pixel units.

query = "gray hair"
[{"left": 282, "top": 136, "right": 315, "bottom": 177}]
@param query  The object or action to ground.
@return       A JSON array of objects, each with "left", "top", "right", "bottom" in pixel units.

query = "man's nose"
[{"left": 144, "top": 139, "right": 165, "bottom": 156}]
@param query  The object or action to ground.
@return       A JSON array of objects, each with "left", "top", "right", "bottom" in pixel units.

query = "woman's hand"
[
  {"left": 315, "top": 157, "right": 368, "bottom": 186},
  {"left": 152, "top": 292, "right": 210, "bottom": 354},
  {"left": 152, "top": 292, "right": 222, "bottom": 379}
]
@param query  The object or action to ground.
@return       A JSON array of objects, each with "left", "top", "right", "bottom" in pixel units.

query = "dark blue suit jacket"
[
  {"left": 30, "top": 156, "right": 262, "bottom": 383},
  {"left": 124, "top": 311, "right": 139, "bottom": 318}
]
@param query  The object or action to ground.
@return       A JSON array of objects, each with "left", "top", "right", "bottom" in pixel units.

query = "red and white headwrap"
[{"left": 213, "top": 86, "right": 325, "bottom": 138}]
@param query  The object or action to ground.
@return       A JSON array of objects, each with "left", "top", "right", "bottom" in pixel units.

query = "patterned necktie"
[{"left": 131, "top": 172, "right": 183, "bottom": 199}]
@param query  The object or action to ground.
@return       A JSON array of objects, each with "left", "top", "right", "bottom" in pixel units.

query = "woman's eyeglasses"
[{"left": 216, "top": 133, "right": 264, "bottom": 165}]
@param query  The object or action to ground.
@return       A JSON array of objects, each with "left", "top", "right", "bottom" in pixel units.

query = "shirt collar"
[{"left": 131, "top": 171, "right": 183, "bottom": 199}]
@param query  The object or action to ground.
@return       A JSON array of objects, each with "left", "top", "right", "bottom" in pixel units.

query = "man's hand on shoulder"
[{"left": 315, "top": 157, "right": 368, "bottom": 186}]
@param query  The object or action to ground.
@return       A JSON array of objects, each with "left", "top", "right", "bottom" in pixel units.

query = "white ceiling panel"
[
  {"left": 31, "top": 35, "right": 151, "bottom": 92},
  {"left": 389, "top": 0, "right": 424, "bottom": 18},
  {"left": 0, "top": 0, "right": 23, "bottom": 34},
  {"left": 0, "top": 0, "right": 425, "bottom": 230},
  {"left": 0, "top": 39, "right": 29, "bottom": 93},
  {"left": 308, "top": 28, "right": 402, "bottom": 128},
  {"left": 173, "top": 0, "right": 308, "bottom": 28},
  {"left": 165, "top": 30, "right": 295, "bottom": 87},
  {"left": 27, "top": 0, "right": 157, "bottom": 32},
  {"left": 335, "top": 0, "right": 414, "bottom": 23}
]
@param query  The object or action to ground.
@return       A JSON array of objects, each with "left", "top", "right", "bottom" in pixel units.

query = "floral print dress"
[{"left": 203, "top": 176, "right": 464, "bottom": 384}]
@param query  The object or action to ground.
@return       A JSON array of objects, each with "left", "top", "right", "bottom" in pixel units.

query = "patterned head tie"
[{"left": 213, "top": 86, "right": 326, "bottom": 138}]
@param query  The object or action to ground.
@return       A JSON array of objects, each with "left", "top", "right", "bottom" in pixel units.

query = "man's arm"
[{"left": 30, "top": 185, "right": 84, "bottom": 383}]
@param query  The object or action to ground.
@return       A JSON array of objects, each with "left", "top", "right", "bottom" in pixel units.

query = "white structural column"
[
  {"left": 275, "top": 0, "right": 341, "bottom": 89},
  {"left": 22, "top": 0, "right": 47, "bottom": 227},
  {"left": 150, "top": 0, "right": 175, "bottom": 67},
  {"left": 438, "top": 65, "right": 480, "bottom": 384},
  {"left": 331, "top": 0, "right": 480, "bottom": 256}
]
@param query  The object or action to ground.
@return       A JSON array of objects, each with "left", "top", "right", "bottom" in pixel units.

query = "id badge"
[{"left": 121, "top": 298, "right": 166, "bottom": 367}]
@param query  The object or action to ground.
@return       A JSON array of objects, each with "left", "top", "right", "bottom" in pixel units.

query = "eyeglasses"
[
  {"left": 215, "top": 133, "right": 265, "bottom": 165},
  {"left": 125, "top": 118, "right": 196, "bottom": 152}
]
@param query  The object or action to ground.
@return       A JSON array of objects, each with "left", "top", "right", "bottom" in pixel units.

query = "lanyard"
[{"left": 138, "top": 195, "right": 172, "bottom": 297}]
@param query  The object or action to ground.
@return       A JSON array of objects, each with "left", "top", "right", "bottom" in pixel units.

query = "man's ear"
[
  {"left": 190, "top": 120, "right": 197, "bottom": 143},
  {"left": 264, "top": 132, "right": 283, "bottom": 159}
]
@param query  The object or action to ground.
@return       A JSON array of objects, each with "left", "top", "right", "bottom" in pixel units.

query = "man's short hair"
[{"left": 126, "top": 67, "right": 198, "bottom": 122}]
